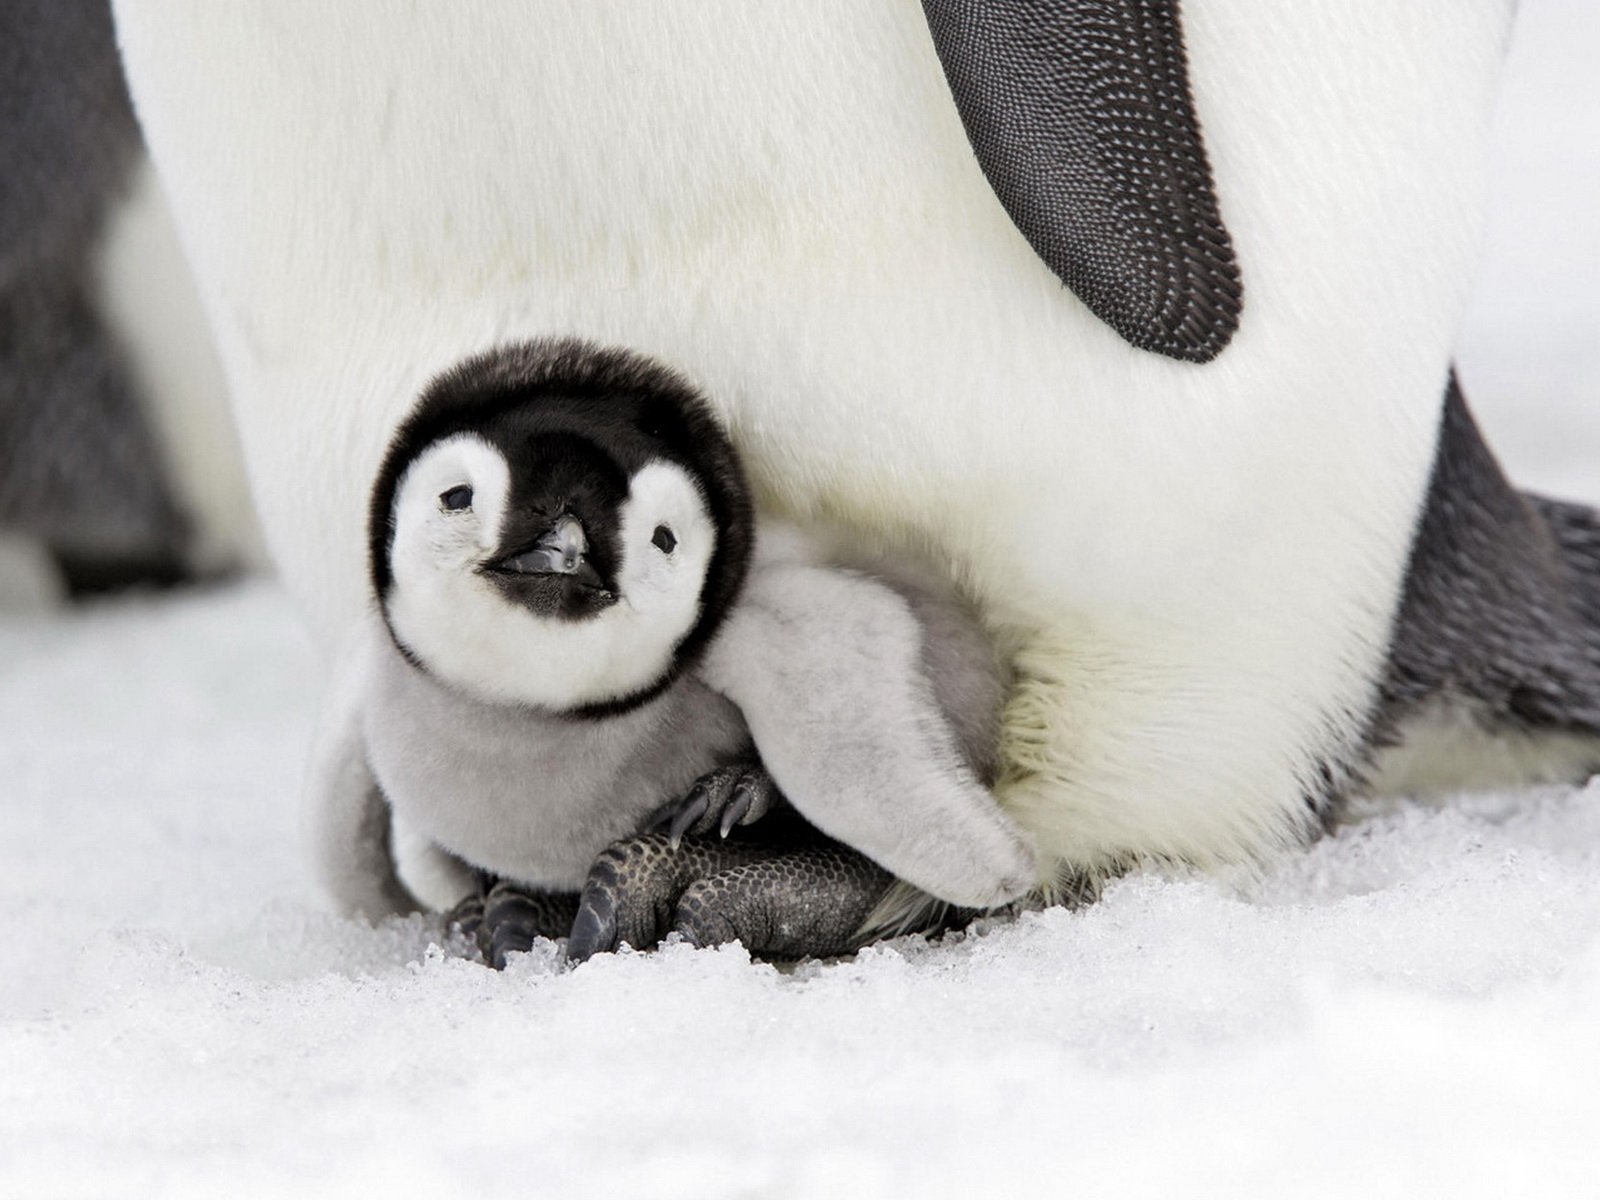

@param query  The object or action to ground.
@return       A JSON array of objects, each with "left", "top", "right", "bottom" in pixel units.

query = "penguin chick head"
[{"left": 370, "top": 339, "right": 752, "bottom": 714}]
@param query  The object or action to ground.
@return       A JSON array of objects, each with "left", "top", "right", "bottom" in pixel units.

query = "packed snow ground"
[
  {"left": 6, "top": 589, "right": 1600, "bottom": 1198},
  {"left": 4, "top": 5, "right": 1600, "bottom": 1197}
]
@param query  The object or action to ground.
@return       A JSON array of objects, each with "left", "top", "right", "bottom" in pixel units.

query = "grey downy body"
[
  {"left": 361, "top": 616, "right": 748, "bottom": 892},
  {"left": 364, "top": 536, "right": 1008, "bottom": 896},
  {"left": 311, "top": 341, "right": 1031, "bottom": 962}
]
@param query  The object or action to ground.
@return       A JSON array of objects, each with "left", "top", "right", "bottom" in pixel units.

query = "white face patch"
[
  {"left": 613, "top": 460, "right": 718, "bottom": 628},
  {"left": 388, "top": 434, "right": 513, "bottom": 593},
  {"left": 385, "top": 441, "right": 717, "bottom": 710}
]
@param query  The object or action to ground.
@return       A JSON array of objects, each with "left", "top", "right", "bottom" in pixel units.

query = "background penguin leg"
[{"left": 1370, "top": 374, "right": 1600, "bottom": 793}]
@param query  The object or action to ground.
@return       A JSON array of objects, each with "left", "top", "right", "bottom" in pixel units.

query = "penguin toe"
[
  {"left": 566, "top": 833, "right": 770, "bottom": 963},
  {"left": 567, "top": 830, "right": 919, "bottom": 963},
  {"left": 652, "top": 762, "right": 781, "bottom": 848},
  {"left": 672, "top": 881, "right": 746, "bottom": 949},
  {"left": 443, "top": 890, "right": 485, "bottom": 946},
  {"left": 665, "top": 791, "right": 710, "bottom": 850},
  {"left": 565, "top": 885, "right": 618, "bottom": 964},
  {"left": 672, "top": 846, "right": 895, "bottom": 960},
  {"left": 720, "top": 770, "right": 777, "bottom": 837},
  {"left": 717, "top": 790, "right": 753, "bottom": 839},
  {"left": 473, "top": 881, "right": 579, "bottom": 969},
  {"left": 567, "top": 836, "right": 674, "bottom": 962}
]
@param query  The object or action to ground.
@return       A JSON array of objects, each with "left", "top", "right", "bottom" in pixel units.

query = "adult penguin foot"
[{"left": 565, "top": 832, "right": 897, "bottom": 964}]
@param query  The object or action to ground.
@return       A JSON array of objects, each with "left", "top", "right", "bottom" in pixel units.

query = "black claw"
[
  {"left": 653, "top": 782, "right": 705, "bottom": 832},
  {"left": 667, "top": 793, "right": 708, "bottom": 850},
  {"left": 719, "top": 786, "right": 753, "bottom": 838},
  {"left": 653, "top": 762, "right": 783, "bottom": 849}
]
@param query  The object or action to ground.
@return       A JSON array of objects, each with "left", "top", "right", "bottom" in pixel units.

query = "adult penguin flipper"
[
  {"left": 700, "top": 557, "right": 1038, "bottom": 910},
  {"left": 920, "top": 0, "right": 1244, "bottom": 363}
]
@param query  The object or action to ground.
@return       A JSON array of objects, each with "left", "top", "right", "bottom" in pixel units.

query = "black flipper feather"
[{"left": 920, "top": 0, "right": 1243, "bottom": 363}]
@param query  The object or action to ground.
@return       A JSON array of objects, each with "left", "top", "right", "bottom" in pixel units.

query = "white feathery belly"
[{"left": 115, "top": 0, "right": 1515, "bottom": 882}]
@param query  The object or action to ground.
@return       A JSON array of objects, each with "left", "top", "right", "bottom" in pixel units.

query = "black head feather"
[{"left": 369, "top": 338, "right": 754, "bottom": 713}]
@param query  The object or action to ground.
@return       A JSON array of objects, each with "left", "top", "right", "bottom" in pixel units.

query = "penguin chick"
[{"left": 306, "top": 339, "right": 1037, "bottom": 961}]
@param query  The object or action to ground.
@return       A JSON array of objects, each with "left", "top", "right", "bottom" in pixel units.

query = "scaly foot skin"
[
  {"left": 450, "top": 879, "right": 581, "bottom": 969},
  {"left": 649, "top": 762, "right": 780, "bottom": 847},
  {"left": 566, "top": 831, "right": 895, "bottom": 963}
]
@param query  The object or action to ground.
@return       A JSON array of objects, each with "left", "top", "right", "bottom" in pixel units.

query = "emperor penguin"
[
  {"left": 311, "top": 338, "right": 1033, "bottom": 962},
  {"left": 115, "top": 2, "right": 1600, "bottom": 908}
]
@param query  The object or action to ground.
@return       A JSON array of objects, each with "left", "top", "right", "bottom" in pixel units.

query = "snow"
[
  {"left": 7, "top": 586, "right": 1600, "bottom": 1197},
  {"left": 4, "top": 5, "right": 1599, "bottom": 1196}
]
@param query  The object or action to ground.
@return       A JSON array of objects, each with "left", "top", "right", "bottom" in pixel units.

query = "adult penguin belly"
[{"left": 114, "top": 1, "right": 1517, "bottom": 891}]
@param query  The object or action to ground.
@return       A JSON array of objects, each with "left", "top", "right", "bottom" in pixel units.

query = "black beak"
[{"left": 486, "top": 515, "right": 605, "bottom": 590}]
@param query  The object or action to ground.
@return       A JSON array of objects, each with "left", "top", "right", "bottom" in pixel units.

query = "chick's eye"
[
  {"left": 651, "top": 525, "right": 677, "bottom": 555},
  {"left": 440, "top": 485, "right": 473, "bottom": 511}
]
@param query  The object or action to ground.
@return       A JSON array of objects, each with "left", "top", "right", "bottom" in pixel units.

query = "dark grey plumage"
[
  {"left": 920, "top": 0, "right": 1242, "bottom": 363},
  {"left": 1376, "top": 375, "right": 1600, "bottom": 751},
  {"left": 0, "top": 0, "right": 191, "bottom": 590}
]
